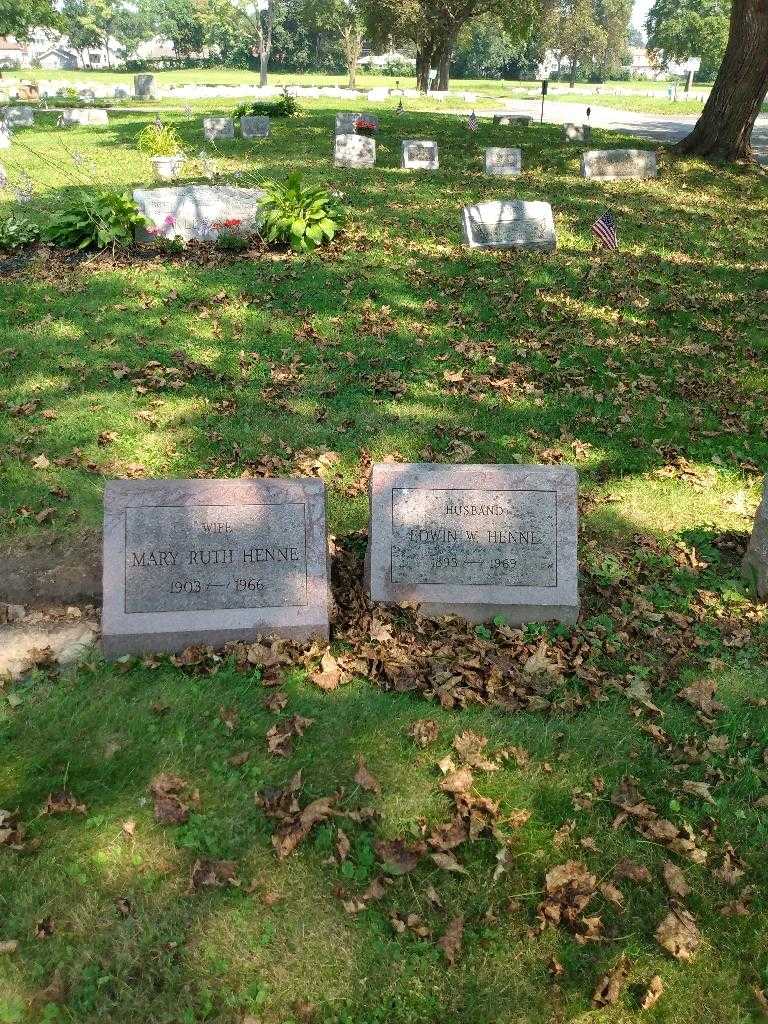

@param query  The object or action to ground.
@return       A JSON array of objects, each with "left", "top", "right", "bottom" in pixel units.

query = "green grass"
[{"left": 1, "top": 101, "right": 768, "bottom": 1024}]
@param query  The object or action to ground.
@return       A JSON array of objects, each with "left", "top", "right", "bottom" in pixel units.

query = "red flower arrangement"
[
  {"left": 354, "top": 117, "right": 377, "bottom": 137},
  {"left": 212, "top": 218, "right": 243, "bottom": 231}
]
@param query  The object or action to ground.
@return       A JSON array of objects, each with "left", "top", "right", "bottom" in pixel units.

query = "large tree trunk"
[
  {"left": 436, "top": 43, "right": 450, "bottom": 90},
  {"left": 675, "top": 0, "right": 768, "bottom": 161},
  {"left": 416, "top": 45, "right": 434, "bottom": 93}
]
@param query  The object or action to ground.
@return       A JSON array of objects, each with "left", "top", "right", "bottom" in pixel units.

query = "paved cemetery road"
[{"left": 470, "top": 99, "right": 768, "bottom": 160}]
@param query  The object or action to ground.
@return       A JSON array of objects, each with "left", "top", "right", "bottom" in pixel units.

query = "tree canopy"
[{"left": 646, "top": 0, "right": 730, "bottom": 80}]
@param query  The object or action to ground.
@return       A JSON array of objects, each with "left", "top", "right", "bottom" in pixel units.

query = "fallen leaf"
[
  {"left": 43, "top": 790, "right": 86, "bottom": 815},
  {"left": 682, "top": 780, "right": 716, "bottom": 805},
  {"left": 592, "top": 954, "right": 631, "bottom": 1007},
  {"left": 439, "top": 768, "right": 473, "bottom": 795},
  {"left": 437, "top": 915, "right": 464, "bottom": 965},
  {"left": 0, "top": 940, "right": 18, "bottom": 954},
  {"left": 655, "top": 907, "right": 700, "bottom": 960},
  {"left": 408, "top": 719, "right": 439, "bottom": 746},
  {"left": 640, "top": 975, "right": 664, "bottom": 1010},
  {"left": 354, "top": 755, "right": 381, "bottom": 795},
  {"left": 374, "top": 838, "right": 426, "bottom": 875},
  {"left": 662, "top": 861, "right": 691, "bottom": 899},
  {"left": 189, "top": 858, "right": 239, "bottom": 890},
  {"left": 431, "top": 851, "right": 468, "bottom": 874}
]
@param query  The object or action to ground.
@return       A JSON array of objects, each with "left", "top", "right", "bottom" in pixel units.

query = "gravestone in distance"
[
  {"left": 563, "top": 123, "right": 591, "bottom": 143},
  {"left": 484, "top": 147, "right": 522, "bottom": 177},
  {"left": 203, "top": 117, "right": 235, "bottom": 141},
  {"left": 4, "top": 106, "right": 33, "bottom": 127},
  {"left": 334, "top": 132, "right": 376, "bottom": 168},
  {"left": 743, "top": 476, "right": 768, "bottom": 599},
  {"left": 60, "top": 108, "right": 108, "bottom": 126},
  {"left": 493, "top": 114, "right": 531, "bottom": 127},
  {"left": 581, "top": 148, "right": 658, "bottom": 180},
  {"left": 102, "top": 478, "right": 330, "bottom": 657},
  {"left": 132, "top": 184, "right": 264, "bottom": 242},
  {"left": 240, "top": 115, "right": 270, "bottom": 138},
  {"left": 366, "top": 463, "right": 579, "bottom": 625},
  {"left": 461, "top": 200, "right": 556, "bottom": 251},
  {"left": 335, "top": 111, "right": 361, "bottom": 134},
  {"left": 402, "top": 140, "right": 439, "bottom": 170},
  {"left": 134, "top": 73, "right": 156, "bottom": 99}
]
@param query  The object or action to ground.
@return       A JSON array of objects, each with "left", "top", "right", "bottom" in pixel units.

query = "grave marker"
[
  {"left": 334, "top": 132, "right": 376, "bottom": 168},
  {"left": 484, "top": 147, "right": 522, "bottom": 177},
  {"left": 563, "top": 123, "right": 591, "bottom": 143},
  {"left": 743, "top": 476, "right": 768, "bottom": 598},
  {"left": 335, "top": 111, "right": 361, "bottom": 134},
  {"left": 132, "top": 184, "right": 263, "bottom": 242},
  {"left": 0, "top": 123, "right": 9, "bottom": 150},
  {"left": 203, "top": 117, "right": 235, "bottom": 141},
  {"left": 581, "top": 148, "right": 658, "bottom": 180},
  {"left": 134, "top": 74, "right": 156, "bottom": 99},
  {"left": 367, "top": 463, "right": 579, "bottom": 625},
  {"left": 402, "top": 140, "right": 439, "bottom": 170},
  {"left": 240, "top": 115, "right": 270, "bottom": 138},
  {"left": 60, "top": 108, "right": 108, "bottom": 126},
  {"left": 102, "top": 478, "right": 330, "bottom": 656},
  {"left": 461, "top": 200, "right": 556, "bottom": 251},
  {"left": 4, "top": 106, "right": 33, "bottom": 127},
  {"left": 493, "top": 114, "right": 531, "bottom": 127}
]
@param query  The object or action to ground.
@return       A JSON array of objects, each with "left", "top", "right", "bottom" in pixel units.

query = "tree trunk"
[
  {"left": 416, "top": 45, "right": 434, "bottom": 93},
  {"left": 436, "top": 43, "right": 450, "bottom": 90},
  {"left": 260, "top": 49, "right": 268, "bottom": 86},
  {"left": 259, "top": 1, "right": 273, "bottom": 87},
  {"left": 675, "top": 0, "right": 768, "bottom": 160}
]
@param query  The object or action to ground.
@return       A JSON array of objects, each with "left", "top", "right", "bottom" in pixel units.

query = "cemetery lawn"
[{"left": 2, "top": 105, "right": 768, "bottom": 1023}]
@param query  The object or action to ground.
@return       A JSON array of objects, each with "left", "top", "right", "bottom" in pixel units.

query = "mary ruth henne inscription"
[
  {"left": 367, "top": 463, "right": 578, "bottom": 625},
  {"left": 103, "top": 478, "right": 329, "bottom": 656},
  {"left": 391, "top": 489, "right": 556, "bottom": 587}
]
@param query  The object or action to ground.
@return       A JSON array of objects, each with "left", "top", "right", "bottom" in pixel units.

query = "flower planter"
[{"left": 151, "top": 155, "right": 186, "bottom": 181}]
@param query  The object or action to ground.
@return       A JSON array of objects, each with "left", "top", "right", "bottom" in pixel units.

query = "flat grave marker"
[
  {"left": 334, "top": 132, "right": 376, "bottom": 168},
  {"left": 240, "top": 115, "right": 270, "bottom": 138},
  {"left": 461, "top": 199, "right": 556, "bottom": 251},
  {"left": 484, "top": 147, "right": 522, "bottom": 177},
  {"left": 60, "top": 108, "right": 108, "bottom": 126},
  {"left": 203, "top": 117, "right": 235, "bottom": 141},
  {"left": 402, "top": 139, "right": 439, "bottom": 170},
  {"left": 102, "top": 478, "right": 330, "bottom": 656},
  {"left": 581, "top": 148, "right": 658, "bottom": 180},
  {"left": 132, "top": 184, "right": 263, "bottom": 242},
  {"left": 367, "top": 463, "right": 579, "bottom": 625},
  {"left": 493, "top": 114, "right": 531, "bottom": 126}
]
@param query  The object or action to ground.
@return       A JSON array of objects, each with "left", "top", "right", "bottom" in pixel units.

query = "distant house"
[
  {"left": 358, "top": 51, "right": 415, "bottom": 69},
  {"left": 36, "top": 46, "right": 79, "bottom": 70},
  {"left": 130, "top": 36, "right": 176, "bottom": 61},
  {"left": 0, "top": 36, "right": 29, "bottom": 69}
]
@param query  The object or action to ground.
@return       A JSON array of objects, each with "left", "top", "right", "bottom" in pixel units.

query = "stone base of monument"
[
  {"left": 366, "top": 463, "right": 579, "bottom": 626},
  {"left": 742, "top": 476, "right": 767, "bottom": 599},
  {"left": 102, "top": 478, "right": 330, "bottom": 657}
]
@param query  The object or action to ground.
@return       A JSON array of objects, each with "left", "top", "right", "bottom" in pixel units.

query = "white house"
[{"left": 0, "top": 36, "right": 30, "bottom": 69}]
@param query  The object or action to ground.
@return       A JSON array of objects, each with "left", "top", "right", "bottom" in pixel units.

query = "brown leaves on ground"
[
  {"left": 354, "top": 755, "right": 381, "bottom": 795},
  {"left": 611, "top": 777, "right": 707, "bottom": 864},
  {"left": 437, "top": 916, "right": 464, "bottom": 965},
  {"left": 452, "top": 730, "right": 499, "bottom": 771},
  {"left": 375, "top": 838, "right": 427, "bottom": 876},
  {"left": 43, "top": 790, "right": 87, "bottom": 815},
  {"left": 678, "top": 679, "right": 726, "bottom": 718},
  {"left": 189, "top": 858, "right": 239, "bottom": 891},
  {"left": 655, "top": 906, "right": 701, "bottom": 960},
  {"left": 149, "top": 773, "right": 197, "bottom": 825},
  {"left": 0, "top": 809, "right": 29, "bottom": 851},
  {"left": 266, "top": 714, "right": 315, "bottom": 757},
  {"left": 538, "top": 861, "right": 601, "bottom": 942},
  {"left": 640, "top": 975, "right": 664, "bottom": 1010},
  {"left": 592, "top": 954, "right": 631, "bottom": 1007},
  {"left": 663, "top": 861, "right": 691, "bottom": 899},
  {"left": 408, "top": 719, "right": 439, "bottom": 747},
  {"left": 257, "top": 773, "right": 336, "bottom": 859}
]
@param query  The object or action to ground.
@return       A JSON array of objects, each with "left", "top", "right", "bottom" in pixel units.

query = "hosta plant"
[
  {"left": 0, "top": 214, "right": 41, "bottom": 250},
  {"left": 259, "top": 173, "right": 343, "bottom": 253},
  {"left": 45, "top": 191, "right": 148, "bottom": 250}
]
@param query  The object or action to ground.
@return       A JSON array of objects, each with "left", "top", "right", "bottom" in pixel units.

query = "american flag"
[
  {"left": 591, "top": 210, "right": 618, "bottom": 250},
  {"left": 467, "top": 110, "right": 478, "bottom": 131}
]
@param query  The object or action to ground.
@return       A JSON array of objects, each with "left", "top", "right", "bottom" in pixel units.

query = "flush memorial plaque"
[
  {"left": 240, "top": 115, "right": 270, "bottom": 138},
  {"left": 581, "top": 148, "right": 657, "bottom": 180},
  {"left": 461, "top": 200, "right": 556, "bottom": 251},
  {"left": 366, "top": 463, "right": 579, "bottom": 625},
  {"left": 484, "top": 147, "right": 522, "bottom": 176},
  {"left": 402, "top": 140, "right": 439, "bottom": 170},
  {"left": 102, "top": 478, "right": 330, "bottom": 656}
]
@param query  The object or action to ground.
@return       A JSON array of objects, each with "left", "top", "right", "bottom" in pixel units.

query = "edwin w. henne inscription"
[
  {"left": 390, "top": 489, "right": 557, "bottom": 588},
  {"left": 103, "top": 478, "right": 329, "bottom": 656}
]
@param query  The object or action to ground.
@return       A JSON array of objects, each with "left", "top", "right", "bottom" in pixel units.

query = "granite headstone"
[
  {"left": 132, "top": 184, "right": 263, "bottom": 242},
  {"left": 334, "top": 132, "right": 376, "bottom": 168},
  {"left": 581, "top": 148, "right": 658, "bottom": 180},
  {"left": 484, "top": 147, "right": 522, "bottom": 177},
  {"left": 367, "top": 463, "right": 579, "bottom": 625},
  {"left": 402, "top": 140, "right": 439, "bottom": 170},
  {"left": 102, "top": 478, "right": 330, "bottom": 656},
  {"left": 134, "top": 74, "right": 156, "bottom": 99},
  {"left": 743, "top": 476, "right": 768, "bottom": 599},
  {"left": 335, "top": 111, "right": 362, "bottom": 134},
  {"left": 461, "top": 200, "right": 556, "bottom": 251},
  {"left": 203, "top": 117, "right": 235, "bottom": 141},
  {"left": 240, "top": 115, "right": 270, "bottom": 138}
]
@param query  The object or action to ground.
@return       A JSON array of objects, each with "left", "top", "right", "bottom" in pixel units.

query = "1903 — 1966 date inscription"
[
  {"left": 124, "top": 503, "right": 308, "bottom": 613},
  {"left": 390, "top": 488, "right": 557, "bottom": 588}
]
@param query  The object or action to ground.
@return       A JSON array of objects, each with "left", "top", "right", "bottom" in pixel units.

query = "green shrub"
[
  {"left": 45, "top": 191, "right": 147, "bottom": 251},
  {"left": 380, "top": 60, "right": 416, "bottom": 77},
  {"left": 135, "top": 121, "right": 185, "bottom": 157},
  {"left": 234, "top": 88, "right": 298, "bottom": 119},
  {"left": 0, "top": 214, "right": 41, "bottom": 250},
  {"left": 259, "top": 173, "right": 343, "bottom": 253}
]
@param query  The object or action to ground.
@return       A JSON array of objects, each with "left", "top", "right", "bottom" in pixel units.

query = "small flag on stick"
[
  {"left": 467, "top": 110, "right": 478, "bottom": 131},
  {"left": 591, "top": 210, "right": 618, "bottom": 251},
  {"left": 396, "top": 98, "right": 404, "bottom": 114}
]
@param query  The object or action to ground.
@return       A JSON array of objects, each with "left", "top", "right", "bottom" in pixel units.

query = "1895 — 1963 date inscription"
[
  {"left": 125, "top": 503, "right": 308, "bottom": 613},
  {"left": 390, "top": 488, "right": 558, "bottom": 588}
]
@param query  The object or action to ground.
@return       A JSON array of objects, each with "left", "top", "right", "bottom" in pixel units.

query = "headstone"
[
  {"left": 17, "top": 83, "right": 39, "bottom": 101},
  {"left": 334, "top": 132, "right": 375, "bottom": 168},
  {"left": 563, "top": 123, "right": 591, "bottom": 143},
  {"left": 4, "top": 106, "right": 33, "bottom": 127},
  {"left": 134, "top": 73, "right": 156, "bottom": 99},
  {"left": 461, "top": 200, "right": 556, "bottom": 251},
  {"left": 102, "top": 478, "right": 330, "bottom": 656},
  {"left": 493, "top": 114, "right": 531, "bottom": 127},
  {"left": 0, "top": 123, "right": 9, "bottom": 150},
  {"left": 366, "top": 463, "right": 579, "bottom": 625},
  {"left": 581, "top": 148, "right": 658, "bottom": 180},
  {"left": 402, "top": 139, "right": 439, "bottom": 170},
  {"left": 484, "top": 147, "right": 522, "bottom": 177},
  {"left": 59, "top": 108, "right": 108, "bottom": 126},
  {"left": 743, "top": 477, "right": 768, "bottom": 599},
  {"left": 132, "top": 185, "right": 264, "bottom": 242},
  {"left": 240, "top": 115, "right": 270, "bottom": 138},
  {"left": 203, "top": 117, "right": 235, "bottom": 141},
  {"left": 335, "top": 111, "right": 361, "bottom": 134}
]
